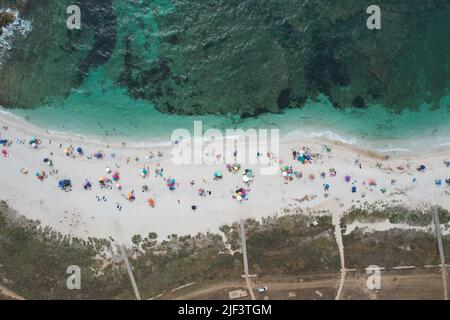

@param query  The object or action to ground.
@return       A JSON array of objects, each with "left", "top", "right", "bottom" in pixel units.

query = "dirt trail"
[
  {"left": 171, "top": 278, "right": 339, "bottom": 300},
  {"left": 172, "top": 281, "right": 245, "bottom": 300},
  {"left": 333, "top": 212, "right": 346, "bottom": 300},
  {"left": 0, "top": 285, "right": 25, "bottom": 300},
  {"left": 240, "top": 219, "right": 256, "bottom": 300},
  {"left": 432, "top": 206, "right": 448, "bottom": 300},
  {"left": 119, "top": 245, "right": 141, "bottom": 300}
]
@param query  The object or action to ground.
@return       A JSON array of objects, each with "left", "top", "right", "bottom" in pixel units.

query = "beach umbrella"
[
  {"left": 105, "top": 167, "right": 111, "bottom": 174},
  {"left": 58, "top": 179, "right": 71, "bottom": 189},
  {"left": 147, "top": 198, "right": 155, "bottom": 207},
  {"left": 127, "top": 192, "right": 135, "bottom": 201},
  {"left": 112, "top": 171, "right": 120, "bottom": 181},
  {"left": 214, "top": 171, "right": 223, "bottom": 179},
  {"left": 83, "top": 180, "right": 92, "bottom": 190},
  {"left": 36, "top": 171, "right": 46, "bottom": 181},
  {"left": 94, "top": 151, "right": 103, "bottom": 159},
  {"left": 77, "top": 147, "right": 83, "bottom": 154},
  {"left": 345, "top": 175, "right": 351, "bottom": 183}
]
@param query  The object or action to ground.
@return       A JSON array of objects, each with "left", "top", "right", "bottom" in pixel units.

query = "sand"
[{"left": 1, "top": 110, "right": 450, "bottom": 244}]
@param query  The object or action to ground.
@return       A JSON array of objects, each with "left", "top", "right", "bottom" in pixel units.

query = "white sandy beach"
[{"left": 1, "top": 111, "right": 450, "bottom": 244}]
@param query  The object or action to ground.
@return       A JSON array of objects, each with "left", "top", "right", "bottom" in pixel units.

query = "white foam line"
[{"left": 0, "top": 8, "right": 32, "bottom": 66}]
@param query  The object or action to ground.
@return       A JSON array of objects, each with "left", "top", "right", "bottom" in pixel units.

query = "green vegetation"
[
  {"left": 131, "top": 214, "right": 338, "bottom": 297},
  {"left": 3, "top": 200, "right": 446, "bottom": 299},
  {"left": 342, "top": 205, "right": 450, "bottom": 227},
  {"left": 343, "top": 229, "right": 441, "bottom": 268},
  {"left": 0, "top": 201, "right": 129, "bottom": 299},
  {"left": 130, "top": 232, "right": 242, "bottom": 298},
  {"left": 221, "top": 215, "right": 339, "bottom": 276},
  {"left": 0, "top": 200, "right": 341, "bottom": 299},
  {"left": 341, "top": 205, "right": 450, "bottom": 268}
]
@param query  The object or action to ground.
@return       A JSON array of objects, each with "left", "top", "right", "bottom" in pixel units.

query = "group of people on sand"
[{"left": 5, "top": 122, "right": 450, "bottom": 219}]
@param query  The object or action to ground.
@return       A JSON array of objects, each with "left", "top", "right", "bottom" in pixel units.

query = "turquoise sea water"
[
  {"left": 4, "top": 0, "right": 450, "bottom": 151},
  {"left": 9, "top": 66, "right": 450, "bottom": 152}
]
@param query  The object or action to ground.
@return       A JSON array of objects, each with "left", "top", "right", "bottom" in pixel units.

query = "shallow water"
[{"left": 9, "top": 69, "right": 450, "bottom": 152}]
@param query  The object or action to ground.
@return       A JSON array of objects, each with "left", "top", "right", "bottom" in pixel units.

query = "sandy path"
[
  {"left": 169, "top": 277, "right": 340, "bottom": 300},
  {"left": 333, "top": 213, "right": 346, "bottom": 300},
  {"left": 239, "top": 219, "right": 256, "bottom": 300},
  {"left": 119, "top": 245, "right": 142, "bottom": 300},
  {"left": 432, "top": 206, "right": 449, "bottom": 300},
  {"left": 0, "top": 284, "right": 25, "bottom": 300}
]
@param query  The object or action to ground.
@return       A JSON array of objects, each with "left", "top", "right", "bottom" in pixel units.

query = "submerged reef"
[
  {"left": 0, "top": 11, "right": 15, "bottom": 35},
  {"left": 1, "top": 0, "right": 450, "bottom": 116}
]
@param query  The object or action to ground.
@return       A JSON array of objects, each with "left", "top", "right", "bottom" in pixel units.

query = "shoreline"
[
  {"left": 2, "top": 110, "right": 450, "bottom": 244},
  {"left": 3, "top": 106, "right": 450, "bottom": 157}
]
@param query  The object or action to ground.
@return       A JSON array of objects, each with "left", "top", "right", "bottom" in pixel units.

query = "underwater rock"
[
  {"left": 122, "top": 0, "right": 450, "bottom": 115},
  {"left": 0, "top": 0, "right": 115, "bottom": 108},
  {"left": 1, "top": 0, "right": 450, "bottom": 116},
  {"left": 0, "top": 11, "right": 15, "bottom": 35}
]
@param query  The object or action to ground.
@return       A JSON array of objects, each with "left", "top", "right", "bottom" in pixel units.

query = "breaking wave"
[{"left": 0, "top": 8, "right": 32, "bottom": 66}]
